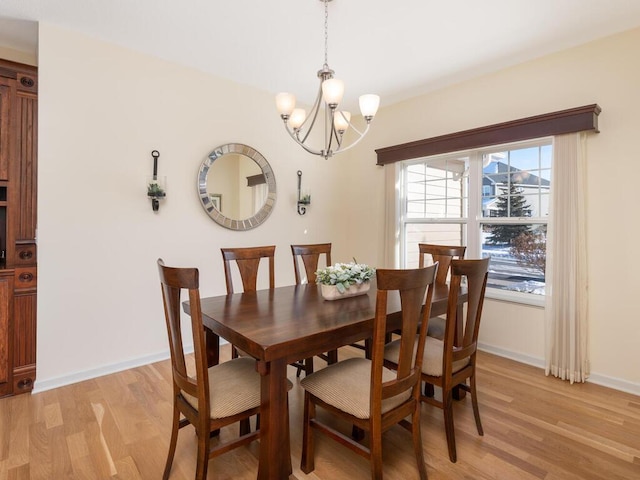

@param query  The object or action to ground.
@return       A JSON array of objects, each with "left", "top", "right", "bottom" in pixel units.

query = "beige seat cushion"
[
  {"left": 183, "top": 357, "right": 292, "bottom": 420},
  {"left": 300, "top": 357, "right": 411, "bottom": 419},
  {"left": 384, "top": 336, "right": 469, "bottom": 377}
]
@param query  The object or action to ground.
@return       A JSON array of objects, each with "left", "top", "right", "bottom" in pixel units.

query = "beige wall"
[
  {"left": 35, "top": 23, "right": 350, "bottom": 389},
  {"left": 344, "top": 27, "right": 640, "bottom": 393},
  {"left": 29, "top": 22, "right": 640, "bottom": 393}
]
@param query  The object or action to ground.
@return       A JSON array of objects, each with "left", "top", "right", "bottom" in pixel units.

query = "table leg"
[
  {"left": 205, "top": 328, "right": 220, "bottom": 367},
  {"left": 257, "top": 358, "right": 292, "bottom": 480}
]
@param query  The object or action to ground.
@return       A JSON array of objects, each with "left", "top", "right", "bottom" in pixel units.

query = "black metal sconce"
[
  {"left": 297, "top": 170, "right": 311, "bottom": 215},
  {"left": 147, "top": 150, "right": 166, "bottom": 212}
]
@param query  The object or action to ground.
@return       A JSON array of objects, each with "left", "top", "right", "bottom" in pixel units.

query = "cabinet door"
[
  {"left": 12, "top": 290, "right": 35, "bottom": 393},
  {"left": 0, "top": 271, "right": 13, "bottom": 397},
  {"left": 15, "top": 91, "right": 37, "bottom": 241},
  {"left": 0, "top": 77, "right": 12, "bottom": 181}
]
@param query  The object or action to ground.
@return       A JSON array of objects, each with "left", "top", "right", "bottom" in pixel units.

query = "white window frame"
[{"left": 398, "top": 137, "right": 552, "bottom": 307}]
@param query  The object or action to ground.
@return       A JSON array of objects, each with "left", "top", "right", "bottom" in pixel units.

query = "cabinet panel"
[
  {"left": 0, "top": 271, "right": 13, "bottom": 397},
  {"left": 13, "top": 242, "right": 36, "bottom": 266},
  {"left": 13, "top": 291, "right": 36, "bottom": 393},
  {"left": 13, "top": 266, "right": 36, "bottom": 291},
  {"left": 15, "top": 93, "right": 37, "bottom": 240},
  {"left": 0, "top": 78, "right": 11, "bottom": 181}
]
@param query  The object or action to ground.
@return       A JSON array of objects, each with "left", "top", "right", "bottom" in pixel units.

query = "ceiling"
[{"left": 2, "top": 0, "right": 640, "bottom": 109}]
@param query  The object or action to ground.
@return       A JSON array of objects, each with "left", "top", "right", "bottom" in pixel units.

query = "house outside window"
[{"left": 399, "top": 139, "right": 552, "bottom": 305}]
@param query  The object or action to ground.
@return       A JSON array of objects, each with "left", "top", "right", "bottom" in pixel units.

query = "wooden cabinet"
[{"left": 0, "top": 59, "right": 37, "bottom": 397}]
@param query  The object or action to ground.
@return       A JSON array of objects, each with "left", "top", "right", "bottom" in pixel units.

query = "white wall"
[
  {"left": 35, "top": 23, "right": 351, "bottom": 390},
  {"left": 344, "top": 27, "right": 640, "bottom": 393}
]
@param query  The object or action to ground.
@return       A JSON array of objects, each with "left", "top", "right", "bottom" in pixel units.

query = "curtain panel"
[{"left": 545, "top": 133, "right": 589, "bottom": 383}]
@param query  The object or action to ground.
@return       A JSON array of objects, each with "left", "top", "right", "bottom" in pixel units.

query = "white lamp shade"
[
  {"left": 289, "top": 108, "right": 307, "bottom": 129},
  {"left": 359, "top": 94, "right": 380, "bottom": 118},
  {"left": 276, "top": 93, "right": 296, "bottom": 116},
  {"left": 333, "top": 111, "right": 351, "bottom": 132},
  {"left": 322, "top": 78, "right": 344, "bottom": 106}
]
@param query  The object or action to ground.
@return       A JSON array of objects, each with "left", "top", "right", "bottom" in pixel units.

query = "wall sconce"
[
  {"left": 147, "top": 150, "right": 166, "bottom": 212},
  {"left": 297, "top": 170, "right": 311, "bottom": 215}
]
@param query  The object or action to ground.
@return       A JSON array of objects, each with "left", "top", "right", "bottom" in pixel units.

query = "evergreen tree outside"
[{"left": 486, "top": 176, "right": 532, "bottom": 245}]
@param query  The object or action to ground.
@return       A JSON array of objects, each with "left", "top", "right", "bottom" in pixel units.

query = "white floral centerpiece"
[{"left": 315, "top": 261, "right": 376, "bottom": 301}]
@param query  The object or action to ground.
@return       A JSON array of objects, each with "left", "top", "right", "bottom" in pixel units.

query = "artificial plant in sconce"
[
  {"left": 147, "top": 182, "right": 166, "bottom": 198},
  {"left": 299, "top": 194, "right": 311, "bottom": 205},
  {"left": 147, "top": 150, "right": 167, "bottom": 212}
]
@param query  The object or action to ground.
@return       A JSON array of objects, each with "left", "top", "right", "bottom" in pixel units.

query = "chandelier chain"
[{"left": 323, "top": 0, "right": 329, "bottom": 68}]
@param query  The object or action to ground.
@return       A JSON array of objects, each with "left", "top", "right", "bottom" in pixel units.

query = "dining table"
[{"left": 183, "top": 279, "right": 465, "bottom": 480}]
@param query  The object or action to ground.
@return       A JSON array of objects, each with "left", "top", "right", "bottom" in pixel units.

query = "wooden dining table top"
[{"left": 189, "top": 280, "right": 456, "bottom": 363}]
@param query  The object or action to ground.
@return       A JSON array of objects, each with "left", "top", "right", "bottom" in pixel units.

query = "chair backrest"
[
  {"left": 418, "top": 243, "right": 466, "bottom": 285},
  {"left": 370, "top": 264, "right": 438, "bottom": 415},
  {"left": 157, "top": 259, "right": 210, "bottom": 416},
  {"left": 443, "top": 258, "right": 490, "bottom": 372},
  {"left": 290, "top": 243, "right": 332, "bottom": 285},
  {"left": 221, "top": 245, "right": 276, "bottom": 294}
]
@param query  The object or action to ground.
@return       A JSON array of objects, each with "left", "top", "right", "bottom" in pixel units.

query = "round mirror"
[{"left": 198, "top": 143, "right": 276, "bottom": 230}]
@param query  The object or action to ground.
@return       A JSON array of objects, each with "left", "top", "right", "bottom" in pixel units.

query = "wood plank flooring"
[{"left": 0, "top": 347, "right": 638, "bottom": 479}]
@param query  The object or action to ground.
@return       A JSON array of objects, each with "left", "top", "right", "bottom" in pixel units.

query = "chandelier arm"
[
  {"left": 330, "top": 123, "right": 371, "bottom": 155},
  {"left": 300, "top": 108, "right": 320, "bottom": 145},
  {"left": 299, "top": 87, "right": 323, "bottom": 144},
  {"left": 282, "top": 122, "right": 325, "bottom": 156},
  {"left": 345, "top": 119, "right": 366, "bottom": 137},
  {"left": 334, "top": 129, "right": 343, "bottom": 150},
  {"left": 325, "top": 109, "right": 336, "bottom": 156}
]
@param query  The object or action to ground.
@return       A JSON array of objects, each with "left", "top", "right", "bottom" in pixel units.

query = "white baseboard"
[
  {"left": 478, "top": 342, "right": 640, "bottom": 397},
  {"left": 478, "top": 342, "right": 545, "bottom": 369},
  {"left": 32, "top": 349, "right": 178, "bottom": 394},
  {"left": 587, "top": 373, "right": 640, "bottom": 397}
]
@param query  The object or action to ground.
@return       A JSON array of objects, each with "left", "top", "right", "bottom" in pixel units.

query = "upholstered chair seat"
[
  {"left": 300, "top": 357, "right": 411, "bottom": 419},
  {"left": 183, "top": 357, "right": 262, "bottom": 419},
  {"left": 384, "top": 336, "right": 470, "bottom": 377}
]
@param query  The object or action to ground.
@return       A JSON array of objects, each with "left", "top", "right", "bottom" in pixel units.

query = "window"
[{"left": 399, "top": 139, "right": 552, "bottom": 304}]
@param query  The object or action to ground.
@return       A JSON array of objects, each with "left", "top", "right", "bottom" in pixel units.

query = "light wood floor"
[{"left": 1, "top": 347, "right": 639, "bottom": 479}]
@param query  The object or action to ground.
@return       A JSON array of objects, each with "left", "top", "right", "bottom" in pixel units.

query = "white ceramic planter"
[{"left": 320, "top": 281, "right": 370, "bottom": 301}]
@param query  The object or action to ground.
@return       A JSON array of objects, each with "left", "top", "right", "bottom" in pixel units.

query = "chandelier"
[{"left": 275, "top": 0, "right": 380, "bottom": 159}]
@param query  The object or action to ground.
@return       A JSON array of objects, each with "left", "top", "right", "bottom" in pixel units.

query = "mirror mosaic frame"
[{"left": 197, "top": 143, "right": 277, "bottom": 230}]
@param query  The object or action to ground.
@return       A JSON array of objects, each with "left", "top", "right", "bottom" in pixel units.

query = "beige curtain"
[
  {"left": 545, "top": 132, "right": 589, "bottom": 383},
  {"left": 383, "top": 163, "right": 400, "bottom": 268}
]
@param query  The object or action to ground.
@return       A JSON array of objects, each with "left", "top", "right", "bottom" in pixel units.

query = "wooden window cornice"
[
  {"left": 247, "top": 173, "right": 266, "bottom": 187},
  {"left": 375, "top": 104, "right": 601, "bottom": 165}
]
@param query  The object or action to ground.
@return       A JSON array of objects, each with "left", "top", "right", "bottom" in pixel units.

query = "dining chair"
[
  {"left": 418, "top": 243, "right": 466, "bottom": 341},
  {"left": 291, "top": 243, "right": 332, "bottom": 285},
  {"left": 300, "top": 264, "right": 438, "bottom": 480},
  {"left": 384, "top": 257, "right": 490, "bottom": 463},
  {"left": 222, "top": 245, "right": 312, "bottom": 382},
  {"left": 157, "top": 258, "right": 262, "bottom": 480},
  {"left": 417, "top": 244, "right": 467, "bottom": 398},
  {"left": 291, "top": 243, "right": 338, "bottom": 376},
  {"left": 221, "top": 245, "right": 275, "bottom": 359}
]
